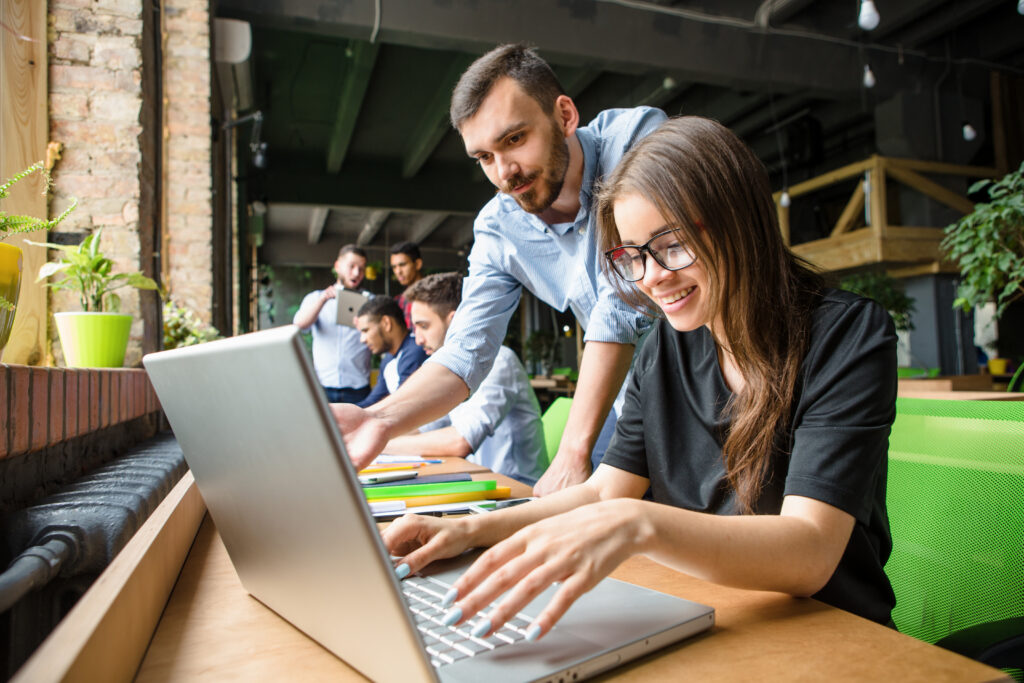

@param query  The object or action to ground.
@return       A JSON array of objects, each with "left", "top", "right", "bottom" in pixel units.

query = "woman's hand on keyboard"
[
  {"left": 438, "top": 498, "right": 647, "bottom": 640},
  {"left": 383, "top": 514, "right": 475, "bottom": 578}
]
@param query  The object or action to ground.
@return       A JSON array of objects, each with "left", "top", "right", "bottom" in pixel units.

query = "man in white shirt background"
[
  {"left": 293, "top": 244, "right": 373, "bottom": 404},
  {"left": 381, "top": 272, "right": 546, "bottom": 486}
]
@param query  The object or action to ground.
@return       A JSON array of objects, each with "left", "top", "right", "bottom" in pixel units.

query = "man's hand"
[
  {"left": 329, "top": 403, "right": 389, "bottom": 470},
  {"left": 319, "top": 286, "right": 337, "bottom": 304},
  {"left": 532, "top": 448, "right": 591, "bottom": 496}
]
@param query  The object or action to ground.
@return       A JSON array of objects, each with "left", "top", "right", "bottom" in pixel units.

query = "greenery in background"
[
  {"left": 839, "top": 271, "right": 916, "bottom": 332},
  {"left": 29, "top": 228, "right": 161, "bottom": 312},
  {"left": 942, "top": 161, "right": 1024, "bottom": 318},
  {"left": 163, "top": 300, "right": 221, "bottom": 350},
  {"left": 0, "top": 162, "right": 77, "bottom": 311}
]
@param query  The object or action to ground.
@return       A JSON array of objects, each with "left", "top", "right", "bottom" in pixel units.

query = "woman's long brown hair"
[{"left": 596, "top": 117, "right": 823, "bottom": 513}]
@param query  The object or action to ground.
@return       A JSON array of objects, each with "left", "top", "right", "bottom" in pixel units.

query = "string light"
[
  {"left": 863, "top": 64, "right": 876, "bottom": 88},
  {"left": 962, "top": 122, "right": 978, "bottom": 141},
  {"left": 780, "top": 190, "right": 791, "bottom": 208},
  {"left": 858, "top": 0, "right": 880, "bottom": 31}
]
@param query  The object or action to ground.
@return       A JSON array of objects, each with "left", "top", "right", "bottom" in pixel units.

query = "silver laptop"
[{"left": 143, "top": 326, "right": 714, "bottom": 683}]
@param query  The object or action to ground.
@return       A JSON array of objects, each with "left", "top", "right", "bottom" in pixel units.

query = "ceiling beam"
[
  {"left": 402, "top": 55, "right": 474, "bottom": 179},
  {"left": 630, "top": 74, "right": 688, "bottom": 109},
  {"left": 326, "top": 40, "right": 380, "bottom": 174},
  {"left": 893, "top": 0, "right": 1003, "bottom": 50},
  {"left": 408, "top": 212, "right": 448, "bottom": 245},
  {"left": 357, "top": 210, "right": 390, "bottom": 246},
  {"left": 263, "top": 159, "right": 494, "bottom": 213},
  {"left": 261, "top": 236, "right": 386, "bottom": 267},
  {"left": 754, "top": 0, "right": 820, "bottom": 27},
  {"left": 451, "top": 221, "right": 475, "bottom": 249},
  {"left": 678, "top": 89, "right": 768, "bottom": 128},
  {"left": 731, "top": 93, "right": 810, "bottom": 140},
  {"left": 554, "top": 66, "right": 603, "bottom": 98},
  {"left": 307, "top": 206, "right": 329, "bottom": 245},
  {"left": 218, "top": 0, "right": 927, "bottom": 98}
]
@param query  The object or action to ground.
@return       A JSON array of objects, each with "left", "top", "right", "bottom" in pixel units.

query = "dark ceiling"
[{"left": 213, "top": 0, "right": 1024, "bottom": 268}]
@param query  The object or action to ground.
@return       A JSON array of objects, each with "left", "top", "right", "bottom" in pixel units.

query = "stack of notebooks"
[{"left": 362, "top": 474, "right": 511, "bottom": 519}]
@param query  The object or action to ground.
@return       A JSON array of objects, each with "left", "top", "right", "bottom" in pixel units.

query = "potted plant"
[
  {"left": 839, "top": 271, "right": 915, "bottom": 333},
  {"left": 162, "top": 299, "right": 220, "bottom": 350},
  {"left": 28, "top": 228, "right": 160, "bottom": 367},
  {"left": 942, "top": 161, "right": 1024, "bottom": 387},
  {"left": 0, "top": 162, "right": 76, "bottom": 355}
]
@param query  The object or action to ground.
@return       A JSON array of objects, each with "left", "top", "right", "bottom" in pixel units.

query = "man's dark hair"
[
  {"left": 450, "top": 43, "right": 565, "bottom": 130},
  {"left": 356, "top": 295, "right": 405, "bottom": 328},
  {"left": 389, "top": 241, "right": 421, "bottom": 261},
  {"left": 338, "top": 244, "right": 367, "bottom": 260},
  {"left": 403, "top": 272, "right": 463, "bottom": 317}
]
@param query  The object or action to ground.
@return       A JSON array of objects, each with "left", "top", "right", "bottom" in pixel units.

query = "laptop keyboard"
[{"left": 401, "top": 574, "right": 535, "bottom": 668}]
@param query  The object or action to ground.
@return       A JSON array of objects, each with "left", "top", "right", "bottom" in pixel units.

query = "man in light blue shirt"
[
  {"left": 331, "top": 44, "right": 665, "bottom": 495},
  {"left": 381, "top": 273, "right": 546, "bottom": 486},
  {"left": 294, "top": 244, "right": 372, "bottom": 404}
]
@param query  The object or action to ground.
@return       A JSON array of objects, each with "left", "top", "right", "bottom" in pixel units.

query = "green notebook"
[{"left": 363, "top": 479, "right": 497, "bottom": 500}]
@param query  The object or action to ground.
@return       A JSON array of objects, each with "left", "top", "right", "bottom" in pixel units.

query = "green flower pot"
[
  {"left": 0, "top": 243, "right": 23, "bottom": 357},
  {"left": 54, "top": 311, "right": 132, "bottom": 368}
]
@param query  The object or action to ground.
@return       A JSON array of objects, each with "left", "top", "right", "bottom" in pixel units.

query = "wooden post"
[
  {"left": 773, "top": 192, "right": 790, "bottom": 245},
  {"left": 869, "top": 155, "right": 887, "bottom": 242},
  {"left": 0, "top": 0, "right": 49, "bottom": 365}
]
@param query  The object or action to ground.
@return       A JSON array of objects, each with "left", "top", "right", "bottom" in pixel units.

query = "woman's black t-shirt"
[{"left": 601, "top": 288, "right": 898, "bottom": 624}]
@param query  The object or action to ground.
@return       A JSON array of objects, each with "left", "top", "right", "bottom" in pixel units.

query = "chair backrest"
[
  {"left": 886, "top": 398, "right": 1024, "bottom": 644},
  {"left": 540, "top": 397, "right": 573, "bottom": 470},
  {"left": 896, "top": 367, "right": 941, "bottom": 379}
]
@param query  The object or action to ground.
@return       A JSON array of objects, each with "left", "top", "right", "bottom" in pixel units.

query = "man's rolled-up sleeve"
[{"left": 428, "top": 225, "right": 521, "bottom": 393}]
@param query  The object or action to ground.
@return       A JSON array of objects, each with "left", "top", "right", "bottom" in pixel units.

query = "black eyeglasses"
[{"left": 604, "top": 229, "right": 696, "bottom": 282}]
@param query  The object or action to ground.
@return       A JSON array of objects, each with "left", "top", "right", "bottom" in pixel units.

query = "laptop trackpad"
[{"left": 440, "top": 628, "right": 616, "bottom": 683}]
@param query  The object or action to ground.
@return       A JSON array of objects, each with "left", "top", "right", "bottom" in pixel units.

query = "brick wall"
[
  {"left": 164, "top": 0, "right": 214, "bottom": 324},
  {"left": 48, "top": 0, "right": 147, "bottom": 364},
  {"left": 0, "top": 365, "right": 159, "bottom": 460},
  {"left": 0, "top": 364, "right": 163, "bottom": 511}
]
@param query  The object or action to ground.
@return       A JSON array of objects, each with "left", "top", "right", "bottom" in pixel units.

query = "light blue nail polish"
[
  {"left": 441, "top": 587, "right": 458, "bottom": 608},
  {"left": 524, "top": 623, "right": 542, "bottom": 642},
  {"left": 471, "top": 618, "right": 491, "bottom": 638},
  {"left": 394, "top": 563, "right": 410, "bottom": 579},
  {"left": 441, "top": 606, "right": 462, "bottom": 626}
]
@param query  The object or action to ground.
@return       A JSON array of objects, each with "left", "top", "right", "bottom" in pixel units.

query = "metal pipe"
[{"left": 0, "top": 535, "right": 75, "bottom": 614}]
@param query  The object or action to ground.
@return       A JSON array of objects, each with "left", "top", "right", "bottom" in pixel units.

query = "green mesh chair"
[
  {"left": 539, "top": 397, "right": 573, "bottom": 470},
  {"left": 887, "top": 398, "right": 1024, "bottom": 676},
  {"left": 896, "top": 367, "right": 941, "bottom": 379}
]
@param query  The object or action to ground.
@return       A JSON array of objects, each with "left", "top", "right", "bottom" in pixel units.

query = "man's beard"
[{"left": 503, "top": 120, "right": 570, "bottom": 215}]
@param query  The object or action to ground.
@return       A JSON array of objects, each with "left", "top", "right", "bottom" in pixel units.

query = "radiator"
[{"left": 0, "top": 432, "right": 186, "bottom": 677}]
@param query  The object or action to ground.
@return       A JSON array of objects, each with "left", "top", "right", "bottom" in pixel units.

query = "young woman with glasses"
[{"left": 382, "top": 117, "right": 898, "bottom": 641}]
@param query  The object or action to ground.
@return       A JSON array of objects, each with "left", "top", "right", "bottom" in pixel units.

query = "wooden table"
[
  {"left": 898, "top": 374, "right": 995, "bottom": 393},
  {"left": 14, "top": 460, "right": 1009, "bottom": 683},
  {"left": 897, "top": 389, "right": 1024, "bottom": 401}
]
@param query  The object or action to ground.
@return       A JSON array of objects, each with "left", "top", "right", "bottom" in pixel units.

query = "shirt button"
[{"left": 578, "top": 227, "right": 584, "bottom": 234}]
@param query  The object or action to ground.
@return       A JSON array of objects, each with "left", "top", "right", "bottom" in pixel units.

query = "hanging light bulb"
[
  {"left": 863, "top": 64, "right": 876, "bottom": 88},
  {"left": 1019, "top": 0, "right": 1024, "bottom": 15},
  {"left": 962, "top": 122, "right": 978, "bottom": 141},
  {"left": 779, "top": 190, "right": 791, "bottom": 208},
  {"left": 858, "top": 0, "right": 880, "bottom": 30}
]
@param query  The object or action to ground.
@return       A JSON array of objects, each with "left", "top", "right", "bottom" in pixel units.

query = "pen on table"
[
  {"left": 359, "top": 463, "right": 424, "bottom": 474},
  {"left": 468, "top": 497, "right": 535, "bottom": 513}
]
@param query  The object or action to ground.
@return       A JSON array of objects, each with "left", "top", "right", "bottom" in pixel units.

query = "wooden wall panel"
[{"left": 0, "top": 0, "right": 49, "bottom": 365}]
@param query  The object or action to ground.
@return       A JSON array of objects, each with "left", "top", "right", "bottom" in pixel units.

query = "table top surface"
[{"left": 134, "top": 460, "right": 1007, "bottom": 683}]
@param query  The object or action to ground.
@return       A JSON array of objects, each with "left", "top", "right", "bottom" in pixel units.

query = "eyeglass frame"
[{"left": 603, "top": 228, "right": 697, "bottom": 282}]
